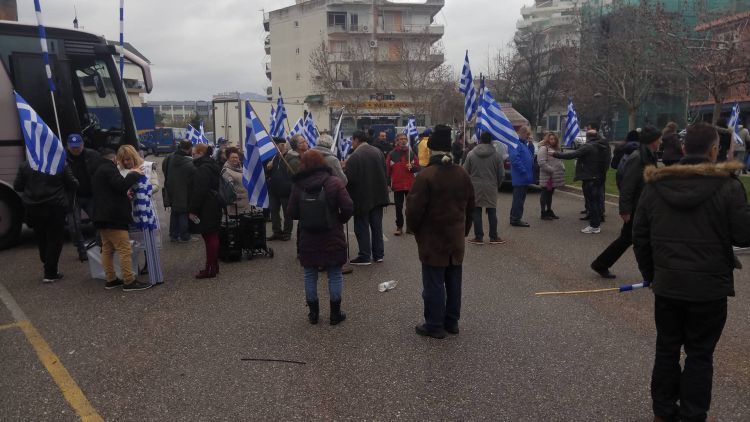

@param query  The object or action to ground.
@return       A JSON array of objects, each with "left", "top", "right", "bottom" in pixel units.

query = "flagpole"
[
  {"left": 34, "top": 0, "right": 62, "bottom": 138},
  {"left": 49, "top": 91, "right": 62, "bottom": 139}
]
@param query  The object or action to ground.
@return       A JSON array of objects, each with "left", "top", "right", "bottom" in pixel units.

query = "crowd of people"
[{"left": 11, "top": 115, "right": 750, "bottom": 422}]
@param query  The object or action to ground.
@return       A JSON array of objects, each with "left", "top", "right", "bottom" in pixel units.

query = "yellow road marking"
[
  {"left": 17, "top": 320, "right": 104, "bottom": 422},
  {"left": 0, "top": 322, "right": 19, "bottom": 331}
]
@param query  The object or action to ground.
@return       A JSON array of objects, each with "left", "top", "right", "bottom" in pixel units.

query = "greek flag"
[
  {"left": 119, "top": 0, "right": 125, "bottom": 77},
  {"left": 290, "top": 118, "right": 304, "bottom": 138},
  {"left": 476, "top": 76, "right": 487, "bottom": 137},
  {"left": 404, "top": 117, "right": 419, "bottom": 150},
  {"left": 245, "top": 101, "right": 277, "bottom": 163},
  {"left": 459, "top": 50, "right": 478, "bottom": 122},
  {"left": 33, "top": 0, "right": 55, "bottom": 91},
  {"left": 476, "top": 89, "right": 519, "bottom": 150},
  {"left": 338, "top": 137, "right": 353, "bottom": 161},
  {"left": 330, "top": 109, "right": 345, "bottom": 153},
  {"left": 15, "top": 92, "right": 65, "bottom": 175},
  {"left": 272, "top": 89, "right": 288, "bottom": 138},
  {"left": 269, "top": 106, "right": 277, "bottom": 138},
  {"left": 243, "top": 103, "right": 271, "bottom": 208},
  {"left": 304, "top": 111, "right": 319, "bottom": 147},
  {"left": 729, "top": 103, "right": 743, "bottom": 145},
  {"left": 186, "top": 124, "right": 210, "bottom": 145},
  {"left": 132, "top": 173, "right": 163, "bottom": 284},
  {"left": 563, "top": 98, "right": 580, "bottom": 148}
]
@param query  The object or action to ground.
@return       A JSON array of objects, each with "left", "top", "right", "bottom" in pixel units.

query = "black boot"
[
  {"left": 306, "top": 300, "right": 319, "bottom": 324},
  {"left": 330, "top": 300, "right": 346, "bottom": 325},
  {"left": 548, "top": 210, "right": 560, "bottom": 219},
  {"left": 541, "top": 210, "right": 553, "bottom": 220}
]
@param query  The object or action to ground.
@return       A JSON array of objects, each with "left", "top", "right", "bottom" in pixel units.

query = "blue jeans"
[
  {"left": 353, "top": 206, "right": 384, "bottom": 261},
  {"left": 473, "top": 207, "right": 497, "bottom": 240},
  {"left": 510, "top": 185, "right": 527, "bottom": 223},
  {"left": 421, "top": 264, "right": 462, "bottom": 331},
  {"left": 169, "top": 210, "right": 190, "bottom": 241},
  {"left": 304, "top": 266, "right": 343, "bottom": 302}
]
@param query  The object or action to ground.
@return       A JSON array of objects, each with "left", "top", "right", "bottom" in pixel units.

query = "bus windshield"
[{"left": 71, "top": 57, "right": 126, "bottom": 149}]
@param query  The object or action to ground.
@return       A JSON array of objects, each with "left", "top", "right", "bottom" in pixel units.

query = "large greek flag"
[
  {"left": 304, "top": 111, "right": 319, "bottom": 147},
  {"left": 563, "top": 98, "right": 580, "bottom": 148},
  {"left": 15, "top": 92, "right": 65, "bottom": 175},
  {"left": 459, "top": 51, "right": 478, "bottom": 122},
  {"left": 245, "top": 101, "right": 277, "bottom": 163},
  {"left": 476, "top": 89, "right": 520, "bottom": 150},
  {"left": 243, "top": 102, "right": 271, "bottom": 208},
  {"left": 186, "top": 124, "right": 210, "bottom": 145},
  {"left": 272, "top": 90, "right": 288, "bottom": 138},
  {"left": 729, "top": 103, "right": 743, "bottom": 146}
]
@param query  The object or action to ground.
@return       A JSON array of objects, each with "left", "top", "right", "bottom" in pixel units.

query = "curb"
[{"left": 557, "top": 185, "right": 620, "bottom": 201}]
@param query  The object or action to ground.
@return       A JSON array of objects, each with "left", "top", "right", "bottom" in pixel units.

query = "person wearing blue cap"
[{"left": 65, "top": 133, "right": 100, "bottom": 261}]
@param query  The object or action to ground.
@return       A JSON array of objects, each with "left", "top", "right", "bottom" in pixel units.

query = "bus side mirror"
[{"left": 93, "top": 73, "right": 107, "bottom": 98}]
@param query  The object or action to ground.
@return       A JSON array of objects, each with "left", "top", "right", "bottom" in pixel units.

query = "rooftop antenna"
[{"left": 73, "top": 4, "right": 79, "bottom": 29}]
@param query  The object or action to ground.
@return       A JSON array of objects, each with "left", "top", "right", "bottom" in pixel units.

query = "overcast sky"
[{"left": 18, "top": 0, "right": 526, "bottom": 101}]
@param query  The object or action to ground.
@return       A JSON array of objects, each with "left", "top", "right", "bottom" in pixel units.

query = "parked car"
[
  {"left": 572, "top": 130, "right": 587, "bottom": 149},
  {"left": 139, "top": 128, "right": 181, "bottom": 156}
]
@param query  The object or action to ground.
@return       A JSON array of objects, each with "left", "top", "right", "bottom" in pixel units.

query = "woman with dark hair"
[
  {"left": 660, "top": 122, "right": 683, "bottom": 166},
  {"left": 189, "top": 143, "right": 222, "bottom": 278},
  {"left": 287, "top": 150, "right": 354, "bottom": 325},
  {"left": 221, "top": 146, "right": 249, "bottom": 215}
]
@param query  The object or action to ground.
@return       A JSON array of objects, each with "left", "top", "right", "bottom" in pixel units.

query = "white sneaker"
[{"left": 581, "top": 226, "right": 601, "bottom": 234}]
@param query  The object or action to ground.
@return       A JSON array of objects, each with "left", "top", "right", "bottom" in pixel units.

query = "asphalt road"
[{"left": 1, "top": 179, "right": 748, "bottom": 421}]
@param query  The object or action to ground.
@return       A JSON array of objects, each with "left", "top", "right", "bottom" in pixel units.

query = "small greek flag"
[
  {"left": 245, "top": 101, "right": 277, "bottom": 163},
  {"left": 459, "top": 51, "right": 478, "bottom": 122},
  {"left": 404, "top": 117, "right": 418, "bottom": 150},
  {"left": 563, "top": 98, "right": 580, "bottom": 148},
  {"left": 15, "top": 92, "right": 65, "bottom": 175},
  {"left": 338, "top": 137, "right": 353, "bottom": 161},
  {"left": 304, "top": 111, "right": 319, "bottom": 147},
  {"left": 272, "top": 89, "right": 288, "bottom": 138},
  {"left": 186, "top": 124, "right": 210, "bottom": 145},
  {"left": 476, "top": 88, "right": 520, "bottom": 150},
  {"left": 33, "top": 0, "right": 55, "bottom": 92},
  {"left": 729, "top": 103, "right": 743, "bottom": 146},
  {"left": 269, "top": 106, "right": 277, "bottom": 138},
  {"left": 243, "top": 102, "right": 271, "bottom": 208},
  {"left": 331, "top": 108, "right": 345, "bottom": 154}
]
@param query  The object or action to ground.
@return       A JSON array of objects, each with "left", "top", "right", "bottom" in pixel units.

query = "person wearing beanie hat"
[
  {"left": 312, "top": 134, "right": 347, "bottom": 184},
  {"left": 590, "top": 126, "right": 660, "bottom": 279},
  {"left": 406, "top": 124, "right": 475, "bottom": 339},
  {"left": 65, "top": 133, "right": 100, "bottom": 261}
]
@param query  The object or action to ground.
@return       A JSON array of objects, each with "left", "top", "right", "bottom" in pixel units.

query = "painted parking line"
[{"left": 0, "top": 283, "right": 103, "bottom": 422}]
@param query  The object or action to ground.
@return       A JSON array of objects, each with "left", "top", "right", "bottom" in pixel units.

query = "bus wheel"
[{"left": 0, "top": 191, "right": 22, "bottom": 250}]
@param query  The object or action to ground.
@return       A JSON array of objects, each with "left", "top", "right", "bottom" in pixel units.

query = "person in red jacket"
[{"left": 386, "top": 133, "right": 420, "bottom": 236}]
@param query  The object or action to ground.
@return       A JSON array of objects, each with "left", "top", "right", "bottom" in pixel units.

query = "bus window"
[{"left": 73, "top": 58, "right": 124, "bottom": 150}]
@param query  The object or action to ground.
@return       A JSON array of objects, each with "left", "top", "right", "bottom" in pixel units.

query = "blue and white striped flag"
[
  {"left": 119, "top": 0, "right": 125, "bottom": 77},
  {"left": 330, "top": 108, "right": 345, "bottom": 153},
  {"left": 729, "top": 103, "right": 743, "bottom": 146},
  {"left": 186, "top": 124, "right": 210, "bottom": 145},
  {"left": 459, "top": 51, "right": 478, "bottom": 122},
  {"left": 269, "top": 106, "right": 277, "bottom": 138},
  {"left": 304, "top": 111, "right": 319, "bottom": 147},
  {"left": 476, "top": 76, "right": 487, "bottom": 137},
  {"left": 404, "top": 117, "right": 419, "bottom": 150},
  {"left": 272, "top": 89, "right": 288, "bottom": 138},
  {"left": 476, "top": 89, "right": 520, "bottom": 150},
  {"left": 245, "top": 101, "right": 277, "bottom": 163},
  {"left": 338, "top": 137, "right": 353, "bottom": 161},
  {"left": 563, "top": 98, "right": 580, "bottom": 148},
  {"left": 290, "top": 118, "right": 304, "bottom": 138},
  {"left": 33, "top": 0, "right": 55, "bottom": 92},
  {"left": 243, "top": 102, "right": 272, "bottom": 208},
  {"left": 199, "top": 120, "right": 205, "bottom": 137},
  {"left": 15, "top": 92, "right": 66, "bottom": 175}
]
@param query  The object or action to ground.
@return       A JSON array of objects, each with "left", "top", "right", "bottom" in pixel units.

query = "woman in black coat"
[{"left": 188, "top": 143, "right": 222, "bottom": 278}]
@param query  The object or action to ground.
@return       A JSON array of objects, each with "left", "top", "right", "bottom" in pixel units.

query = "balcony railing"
[{"left": 379, "top": 24, "right": 444, "bottom": 35}]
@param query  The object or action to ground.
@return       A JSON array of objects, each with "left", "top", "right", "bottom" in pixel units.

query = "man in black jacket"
[
  {"left": 162, "top": 140, "right": 196, "bottom": 242},
  {"left": 267, "top": 137, "right": 294, "bottom": 241},
  {"left": 65, "top": 133, "right": 100, "bottom": 260},
  {"left": 92, "top": 149, "right": 150, "bottom": 291},
  {"left": 633, "top": 122, "right": 750, "bottom": 422},
  {"left": 554, "top": 124, "right": 611, "bottom": 234},
  {"left": 14, "top": 162, "right": 78, "bottom": 283},
  {"left": 590, "top": 127, "right": 660, "bottom": 278}
]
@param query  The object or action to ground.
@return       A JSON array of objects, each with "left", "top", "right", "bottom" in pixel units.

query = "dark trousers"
[
  {"left": 592, "top": 219, "right": 633, "bottom": 271},
  {"left": 421, "top": 263, "right": 462, "bottom": 331},
  {"left": 27, "top": 205, "right": 66, "bottom": 278},
  {"left": 652, "top": 295, "right": 727, "bottom": 422},
  {"left": 353, "top": 206, "right": 384, "bottom": 261},
  {"left": 67, "top": 196, "right": 95, "bottom": 251},
  {"left": 269, "top": 194, "right": 292, "bottom": 236},
  {"left": 169, "top": 210, "right": 190, "bottom": 241},
  {"left": 393, "top": 190, "right": 407, "bottom": 229},
  {"left": 510, "top": 185, "right": 527, "bottom": 223},
  {"left": 539, "top": 188, "right": 555, "bottom": 212},
  {"left": 582, "top": 180, "right": 603, "bottom": 228},
  {"left": 473, "top": 207, "right": 497, "bottom": 240},
  {"left": 202, "top": 231, "right": 220, "bottom": 271}
]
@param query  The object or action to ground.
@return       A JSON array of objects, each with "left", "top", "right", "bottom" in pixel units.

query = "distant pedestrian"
[
  {"left": 611, "top": 130, "right": 640, "bottom": 190},
  {"left": 344, "top": 130, "right": 390, "bottom": 265},
  {"left": 312, "top": 134, "right": 348, "bottom": 183},
  {"left": 416, "top": 128, "right": 433, "bottom": 167},
  {"left": 373, "top": 131, "right": 393, "bottom": 156},
  {"left": 554, "top": 123, "right": 611, "bottom": 234},
  {"left": 189, "top": 143, "right": 222, "bottom": 279},
  {"left": 464, "top": 132, "right": 504, "bottom": 244},
  {"left": 660, "top": 122, "right": 683, "bottom": 166},
  {"left": 91, "top": 149, "right": 150, "bottom": 291},
  {"left": 266, "top": 137, "right": 295, "bottom": 241},
  {"left": 406, "top": 124, "right": 475, "bottom": 339},
  {"left": 715, "top": 118, "right": 732, "bottom": 162},
  {"left": 451, "top": 132, "right": 464, "bottom": 164},
  {"left": 14, "top": 160, "right": 78, "bottom": 283},
  {"left": 509, "top": 126, "right": 535, "bottom": 227},
  {"left": 633, "top": 122, "right": 750, "bottom": 422},
  {"left": 64, "top": 133, "right": 100, "bottom": 261},
  {"left": 221, "top": 147, "right": 250, "bottom": 215},
  {"left": 287, "top": 150, "right": 353, "bottom": 326},
  {"left": 212, "top": 137, "right": 229, "bottom": 166},
  {"left": 536, "top": 132, "right": 565, "bottom": 220},
  {"left": 386, "top": 133, "right": 419, "bottom": 236},
  {"left": 590, "top": 126, "right": 660, "bottom": 279},
  {"left": 162, "top": 140, "right": 196, "bottom": 242}
]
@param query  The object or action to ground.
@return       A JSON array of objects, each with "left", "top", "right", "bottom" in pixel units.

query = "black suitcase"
[
  {"left": 239, "top": 210, "right": 274, "bottom": 259},
  {"left": 219, "top": 215, "right": 243, "bottom": 262}
]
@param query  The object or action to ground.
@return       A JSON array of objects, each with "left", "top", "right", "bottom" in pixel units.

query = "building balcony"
[
  {"left": 264, "top": 34, "right": 271, "bottom": 54},
  {"left": 263, "top": 13, "right": 269, "bottom": 31},
  {"left": 520, "top": 1, "right": 577, "bottom": 19},
  {"left": 265, "top": 62, "right": 272, "bottom": 80},
  {"left": 517, "top": 14, "right": 576, "bottom": 30},
  {"left": 378, "top": 24, "right": 444, "bottom": 37}
]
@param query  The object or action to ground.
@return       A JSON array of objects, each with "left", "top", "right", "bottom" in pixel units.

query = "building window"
[
  {"left": 296, "top": 47, "right": 300, "bottom": 55},
  {"left": 547, "top": 115, "right": 559, "bottom": 131},
  {"left": 294, "top": 21, "right": 299, "bottom": 28},
  {"left": 327, "top": 12, "right": 347, "bottom": 29},
  {"left": 350, "top": 14, "right": 359, "bottom": 31}
]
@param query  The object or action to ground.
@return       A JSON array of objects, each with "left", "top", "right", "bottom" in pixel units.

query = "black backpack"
[
  {"left": 299, "top": 185, "right": 336, "bottom": 232},
  {"left": 217, "top": 169, "right": 238, "bottom": 207}
]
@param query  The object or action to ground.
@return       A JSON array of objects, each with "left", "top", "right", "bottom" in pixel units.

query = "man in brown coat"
[{"left": 406, "top": 125, "right": 475, "bottom": 339}]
